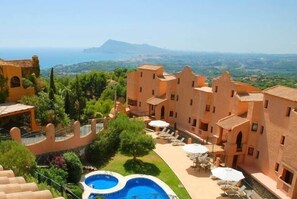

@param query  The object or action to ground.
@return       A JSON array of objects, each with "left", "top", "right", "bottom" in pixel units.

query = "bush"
[
  {"left": 37, "top": 167, "right": 68, "bottom": 185},
  {"left": 0, "top": 141, "right": 36, "bottom": 176},
  {"left": 67, "top": 184, "right": 83, "bottom": 198},
  {"left": 63, "top": 152, "right": 83, "bottom": 183},
  {"left": 22, "top": 77, "right": 34, "bottom": 88}
]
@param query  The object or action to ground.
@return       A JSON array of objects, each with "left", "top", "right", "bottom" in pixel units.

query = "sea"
[{"left": 0, "top": 48, "right": 129, "bottom": 69}]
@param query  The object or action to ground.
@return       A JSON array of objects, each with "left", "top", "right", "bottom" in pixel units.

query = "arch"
[
  {"left": 161, "top": 106, "right": 165, "bottom": 119},
  {"left": 10, "top": 76, "right": 21, "bottom": 88},
  {"left": 236, "top": 131, "right": 243, "bottom": 149}
]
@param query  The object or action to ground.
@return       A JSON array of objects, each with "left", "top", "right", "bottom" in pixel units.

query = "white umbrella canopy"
[
  {"left": 183, "top": 143, "right": 209, "bottom": 154},
  {"left": 148, "top": 120, "right": 170, "bottom": 128},
  {"left": 211, "top": 167, "right": 245, "bottom": 182}
]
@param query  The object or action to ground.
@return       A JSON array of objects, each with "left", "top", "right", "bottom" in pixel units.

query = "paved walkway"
[{"left": 152, "top": 135, "right": 227, "bottom": 199}]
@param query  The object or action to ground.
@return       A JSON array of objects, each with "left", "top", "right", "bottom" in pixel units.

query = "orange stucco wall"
[
  {"left": 126, "top": 64, "right": 297, "bottom": 198},
  {"left": 10, "top": 120, "right": 98, "bottom": 155},
  {"left": 1, "top": 64, "right": 35, "bottom": 102}
]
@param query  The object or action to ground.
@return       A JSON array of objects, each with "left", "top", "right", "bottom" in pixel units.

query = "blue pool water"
[
  {"left": 89, "top": 178, "right": 169, "bottom": 199},
  {"left": 85, "top": 174, "right": 118, "bottom": 190}
]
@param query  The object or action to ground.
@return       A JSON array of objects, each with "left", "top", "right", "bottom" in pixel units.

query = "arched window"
[
  {"left": 236, "top": 131, "right": 243, "bottom": 149},
  {"left": 10, "top": 76, "right": 20, "bottom": 88}
]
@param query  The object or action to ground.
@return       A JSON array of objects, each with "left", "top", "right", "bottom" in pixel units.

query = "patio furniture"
[
  {"left": 160, "top": 131, "right": 174, "bottom": 138},
  {"left": 224, "top": 185, "right": 246, "bottom": 197},
  {"left": 172, "top": 137, "right": 185, "bottom": 146}
]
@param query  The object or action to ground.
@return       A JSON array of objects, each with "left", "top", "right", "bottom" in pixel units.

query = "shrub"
[
  {"left": 0, "top": 141, "right": 36, "bottom": 176},
  {"left": 37, "top": 167, "right": 68, "bottom": 185},
  {"left": 63, "top": 152, "right": 83, "bottom": 183}
]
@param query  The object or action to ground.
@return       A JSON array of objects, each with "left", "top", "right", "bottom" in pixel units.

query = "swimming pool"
[
  {"left": 85, "top": 173, "right": 118, "bottom": 189},
  {"left": 81, "top": 171, "right": 178, "bottom": 199}
]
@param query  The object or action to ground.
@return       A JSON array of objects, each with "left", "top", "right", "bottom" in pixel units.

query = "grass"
[{"left": 100, "top": 151, "right": 191, "bottom": 199}]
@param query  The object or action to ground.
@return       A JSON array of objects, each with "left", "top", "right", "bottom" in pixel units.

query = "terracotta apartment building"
[{"left": 126, "top": 64, "right": 297, "bottom": 198}]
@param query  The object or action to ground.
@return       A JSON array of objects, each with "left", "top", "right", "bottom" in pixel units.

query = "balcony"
[{"left": 278, "top": 176, "right": 291, "bottom": 194}]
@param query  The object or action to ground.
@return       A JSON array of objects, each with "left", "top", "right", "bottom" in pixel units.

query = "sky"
[{"left": 1, "top": 0, "right": 297, "bottom": 53}]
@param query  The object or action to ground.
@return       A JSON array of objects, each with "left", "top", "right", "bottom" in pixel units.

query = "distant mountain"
[{"left": 83, "top": 39, "right": 172, "bottom": 54}]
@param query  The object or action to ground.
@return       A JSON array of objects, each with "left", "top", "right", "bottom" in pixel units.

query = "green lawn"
[{"left": 100, "top": 151, "right": 191, "bottom": 199}]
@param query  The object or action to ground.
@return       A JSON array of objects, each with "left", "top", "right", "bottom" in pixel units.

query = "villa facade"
[
  {"left": 126, "top": 64, "right": 297, "bottom": 198},
  {"left": 0, "top": 55, "right": 39, "bottom": 102}
]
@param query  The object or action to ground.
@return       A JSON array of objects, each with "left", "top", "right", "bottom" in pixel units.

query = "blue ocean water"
[{"left": 0, "top": 48, "right": 129, "bottom": 69}]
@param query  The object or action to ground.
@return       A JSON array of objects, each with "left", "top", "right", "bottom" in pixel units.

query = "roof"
[
  {"left": 146, "top": 97, "right": 167, "bottom": 105},
  {"left": 0, "top": 60, "right": 33, "bottom": 68},
  {"left": 159, "top": 73, "right": 176, "bottom": 81},
  {"left": 264, "top": 85, "right": 297, "bottom": 102},
  {"left": 216, "top": 115, "right": 249, "bottom": 130},
  {"left": 195, "top": 87, "right": 213, "bottom": 93},
  {"left": 0, "top": 103, "right": 35, "bottom": 118},
  {"left": 236, "top": 93, "right": 263, "bottom": 102},
  {"left": 138, "top": 64, "right": 163, "bottom": 70},
  {"left": 0, "top": 166, "right": 64, "bottom": 199}
]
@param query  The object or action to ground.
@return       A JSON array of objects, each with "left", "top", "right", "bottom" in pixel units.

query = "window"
[
  {"left": 199, "top": 121, "right": 208, "bottom": 131},
  {"left": 152, "top": 90, "right": 154, "bottom": 95},
  {"left": 281, "top": 168, "right": 294, "bottom": 185},
  {"left": 280, "top": 135, "right": 286, "bottom": 145},
  {"left": 231, "top": 90, "right": 235, "bottom": 97},
  {"left": 210, "top": 126, "right": 213, "bottom": 133},
  {"left": 10, "top": 76, "right": 20, "bottom": 88},
  {"left": 190, "top": 99, "right": 193, "bottom": 106},
  {"left": 140, "top": 72, "right": 143, "bottom": 77},
  {"left": 169, "top": 111, "right": 174, "bottom": 117},
  {"left": 176, "top": 95, "right": 179, "bottom": 101},
  {"left": 205, "top": 105, "right": 210, "bottom": 112},
  {"left": 170, "top": 94, "right": 175, "bottom": 100},
  {"left": 260, "top": 125, "right": 264, "bottom": 134},
  {"left": 286, "top": 107, "right": 292, "bottom": 117},
  {"left": 251, "top": 123, "right": 258, "bottom": 131},
  {"left": 192, "top": 119, "right": 197, "bottom": 127},
  {"left": 256, "top": 151, "right": 260, "bottom": 159},
  {"left": 138, "top": 102, "right": 141, "bottom": 107},
  {"left": 188, "top": 117, "right": 191, "bottom": 123},
  {"left": 212, "top": 106, "right": 216, "bottom": 113},
  {"left": 128, "top": 99, "right": 137, "bottom": 106},
  {"left": 275, "top": 163, "right": 280, "bottom": 172},
  {"left": 175, "top": 112, "right": 178, "bottom": 118},
  {"left": 248, "top": 147, "right": 254, "bottom": 156},
  {"left": 215, "top": 86, "right": 218, "bottom": 93},
  {"left": 264, "top": 100, "right": 269, "bottom": 108},
  {"left": 177, "top": 78, "right": 180, "bottom": 84},
  {"left": 192, "top": 81, "right": 195, "bottom": 87},
  {"left": 139, "top": 87, "right": 142, "bottom": 92},
  {"left": 153, "top": 74, "right": 155, "bottom": 79},
  {"left": 229, "top": 112, "right": 231, "bottom": 115}
]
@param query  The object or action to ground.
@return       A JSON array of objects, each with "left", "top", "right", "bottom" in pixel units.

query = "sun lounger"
[
  {"left": 156, "top": 127, "right": 168, "bottom": 135},
  {"left": 224, "top": 185, "right": 246, "bottom": 197},
  {"left": 172, "top": 137, "right": 185, "bottom": 146}
]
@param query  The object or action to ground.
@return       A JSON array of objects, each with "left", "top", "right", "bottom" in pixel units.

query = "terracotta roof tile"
[{"left": 3, "top": 60, "right": 33, "bottom": 68}]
